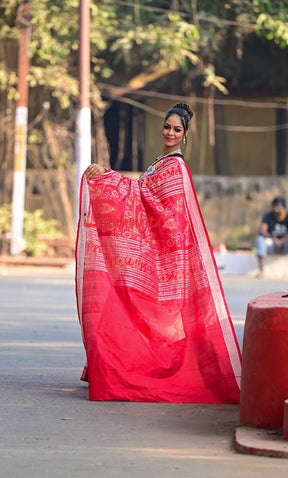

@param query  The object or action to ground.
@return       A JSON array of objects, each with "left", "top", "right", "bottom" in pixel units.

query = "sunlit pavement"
[{"left": 1, "top": 265, "right": 288, "bottom": 477}]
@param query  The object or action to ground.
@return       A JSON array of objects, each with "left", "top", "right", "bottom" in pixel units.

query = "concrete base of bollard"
[
  {"left": 235, "top": 426, "right": 288, "bottom": 458},
  {"left": 283, "top": 400, "right": 288, "bottom": 441}
]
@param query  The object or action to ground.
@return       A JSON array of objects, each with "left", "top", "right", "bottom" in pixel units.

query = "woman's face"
[{"left": 161, "top": 114, "right": 185, "bottom": 150}]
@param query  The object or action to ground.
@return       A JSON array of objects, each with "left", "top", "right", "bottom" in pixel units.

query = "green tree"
[{"left": 0, "top": 0, "right": 287, "bottom": 175}]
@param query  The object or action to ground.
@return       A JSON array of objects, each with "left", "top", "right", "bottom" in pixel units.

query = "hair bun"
[{"left": 173, "top": 103, "right": 193, "bottom": 119}]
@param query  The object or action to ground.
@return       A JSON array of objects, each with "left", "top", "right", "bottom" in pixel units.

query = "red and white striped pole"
[{"left": 10, "top": 0, "right": 30, "bottom": 255}]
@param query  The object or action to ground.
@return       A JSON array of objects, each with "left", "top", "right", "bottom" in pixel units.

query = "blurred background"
[{"left": 0, "top": 0, "right": 287, "bottom": 257}]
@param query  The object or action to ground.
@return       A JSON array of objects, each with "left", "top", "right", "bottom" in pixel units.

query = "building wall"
[
  {"left": 144, "top": 97, "right": 282, "bottom": 176},
  {"left": 224, "top": 103, "right": 275, "bottom": 175}
]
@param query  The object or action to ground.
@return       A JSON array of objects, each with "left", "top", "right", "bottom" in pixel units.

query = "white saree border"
[
  {"left": 75, "top": 175, "right": 90, "bottom": 342},
  {"left": 178, "top": 159, "right": 241, "bottom": 388}
]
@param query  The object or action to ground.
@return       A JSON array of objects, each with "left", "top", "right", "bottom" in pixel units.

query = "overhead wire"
[
  {"left": 98, "top": 82, "right": 288, "bottom": 109},
  {"left": 98, "top": 83, "right": 288, "bottom": 132},
  {"left": 97, "top": 1, "right": 287, "bottom": 132},
  {"left": 104, "top": 0, "right": 257, "bottom": 29}
]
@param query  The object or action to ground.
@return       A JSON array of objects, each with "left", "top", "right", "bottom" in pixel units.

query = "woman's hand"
[{"left": 85, "top": 163, "right": 107, "bottom": 179}]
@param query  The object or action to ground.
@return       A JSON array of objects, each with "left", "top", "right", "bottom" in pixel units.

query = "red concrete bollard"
[{"left": 240, "top": 290, "right": 288, "bottom": 429}]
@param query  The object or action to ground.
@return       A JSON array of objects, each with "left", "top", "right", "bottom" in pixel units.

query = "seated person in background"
[{"left": 256, "top": 196, "right": 288, "bottom": 274}]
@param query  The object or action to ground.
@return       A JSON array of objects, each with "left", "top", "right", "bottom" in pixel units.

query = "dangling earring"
[{"left": 182, "top": 136, "right": 187, "bottom": 145}]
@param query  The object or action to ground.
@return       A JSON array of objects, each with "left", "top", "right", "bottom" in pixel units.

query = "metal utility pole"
[
  {"left": 10, "top": 0, "right": 30, "bottom": 255},
  {"left": 75, "top": 0, "right": 91, "bottom": 219}
]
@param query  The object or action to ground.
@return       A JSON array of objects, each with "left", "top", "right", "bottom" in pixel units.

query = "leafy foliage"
[
  {"left": 0, "top": 0, "right": 287, "bottom": 107},
  {"left": 0, "top": 203, "right": 63, "bottom": 256},
  {"left": 0, "top": 0, "right": 287, "bottom": 181},
  {"left": 23, "top": 208, "right": 63, "bottom": 256}
]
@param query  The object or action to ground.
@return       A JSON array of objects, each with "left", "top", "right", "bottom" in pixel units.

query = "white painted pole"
[
  {"left": 10, "top": 107, "right": 28, "bottom": 255},
  {"left": 75, "top": 0, "right": 91, "bottom": 223},
  {"left": 75, "top": 107, "right": 91, "bottom": 202}
]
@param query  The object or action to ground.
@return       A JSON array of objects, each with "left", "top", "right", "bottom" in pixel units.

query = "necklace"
[{"left": 156, "top": 149, "right": 182, "bottom": 161}]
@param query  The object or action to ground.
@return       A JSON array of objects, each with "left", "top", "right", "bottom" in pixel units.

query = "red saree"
[{"left": 75, "top": 154, "right": 241, "bottom": 403}]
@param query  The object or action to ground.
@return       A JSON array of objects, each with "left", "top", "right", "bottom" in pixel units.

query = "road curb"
[{"left": 0, "top": 255, "right": 73, "bottom": 268}]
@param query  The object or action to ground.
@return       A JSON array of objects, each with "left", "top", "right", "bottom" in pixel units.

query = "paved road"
[{"left": 1, "top": 265, "right": 288, "bottom": 477}]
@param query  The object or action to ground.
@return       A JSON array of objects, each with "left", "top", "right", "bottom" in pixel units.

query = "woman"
[{"left": 75, "top": 103, "right": 241, "bottom": 403}]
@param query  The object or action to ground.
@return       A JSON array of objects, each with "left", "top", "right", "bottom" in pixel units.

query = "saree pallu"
[{"left": 75, "top": 154, "right": 241, "bottom": 403}]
